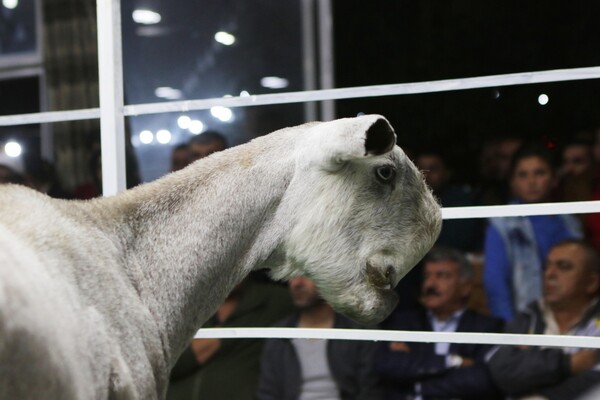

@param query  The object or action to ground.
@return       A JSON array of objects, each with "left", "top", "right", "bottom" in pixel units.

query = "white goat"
[{"left": 0, "top": 115, "right": 441, "bottom": 399}]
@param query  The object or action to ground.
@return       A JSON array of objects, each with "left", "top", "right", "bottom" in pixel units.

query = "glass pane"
[
  {"left": 0, "top": 75, "right": 41, "bottom": 184},
  {"left": 129, "top": 103, "right": 304, "bottom": 182},
  {"left": 0, "top": 0, "right": 38, "bottom": 58},
  {"left": 121, "top": 0, "right": 304, "bottom": 106},
  {"left": 338, "top": 79, "right": 600, "bottom": 193},
  {"left": 42, "top": 0, "right": 99, "bottom": 112},
  {"left": 334, "top": 2, "right": 600, "bottom": 86}
]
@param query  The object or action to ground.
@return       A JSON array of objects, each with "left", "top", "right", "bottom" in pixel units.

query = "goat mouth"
[{"left": 366, "top": 262, "right": 396, "bottom": 291}]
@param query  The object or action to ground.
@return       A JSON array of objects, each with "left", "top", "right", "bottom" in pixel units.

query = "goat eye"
[{"left": 375, "top": 166, "right": 396, "bottom": 183}]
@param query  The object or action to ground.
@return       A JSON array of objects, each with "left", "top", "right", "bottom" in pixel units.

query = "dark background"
[
  {"left": 334, "top": 1, "right": 600, "bottom": 183},
  {"left": 1, "top": 1, "right": 599, "bottom": 184}
]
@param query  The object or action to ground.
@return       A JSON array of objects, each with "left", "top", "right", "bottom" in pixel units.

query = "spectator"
[
  {"left": 257, "top": 276, "right": 381, "bottom": 400},
  {"left": 26, "top": 158, "right": 71, "bottom": 199},
  {"left": 0, "top": 151, "right": 25, "bottom": 184},
  {"left": 73, "top": 149, "right": 102, "bottom": 199},
  {"left": 556, "top": 139, "right": 595, "bottom": 204},
  {"left": 484, "top": 145, "right": 582, "bottom": 321},
  {"left": 170, "top": 143, "right": 191, "bottom": 172},
  {"left": 188, "top": 130, "right": 227, "bottom": 162},
  {"left": 416, "top": 151, "right": 481, "bottom": 252},
  {"left": 476, "top": 135, "right": 523, "bottom": 206},
  {"left": 487, "top": 239, "right": 600, "bottom": 400},
  {"left": 167, "top": 276, "right": 294, "bottom": 400},
  {"left": 376, "top": 246, "right": 503, "bottom": 400},
  {"left": 583, "top": 130, "right": 600, "bottom": 251}
]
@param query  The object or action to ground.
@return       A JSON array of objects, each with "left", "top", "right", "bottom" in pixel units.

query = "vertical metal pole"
[
  {"left": 301, "top": 0, "right": 318, "bottom": 122},
  {"left": 39, "top": 70, "right": 53, "bottom": 161},
  {"left": 36, "top": 0, "right": 53, "bottom": 162},
  {"left": 317, "top": 0, "right": 335, "bottom": 121},
  {"left": 97, "top": 0, "right": 126, "bottom": 196}
]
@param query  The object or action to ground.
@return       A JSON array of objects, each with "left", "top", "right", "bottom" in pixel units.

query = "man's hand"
[
  {"left": 191, "top": 338, "right": 222, "bottom": 364},
  {"left": 389, "top": 342, "right": 410, "bottom": 352}
]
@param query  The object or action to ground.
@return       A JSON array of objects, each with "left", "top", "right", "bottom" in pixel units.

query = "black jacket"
[
  {"left": 256, "top": 313, "right": 382, "bottom": 400},
  {"left": 487, "top": 299, "right": 600, "bottom": 400},
  {"left": 376, "top": 307, "right": 503, "bottom": 400}
]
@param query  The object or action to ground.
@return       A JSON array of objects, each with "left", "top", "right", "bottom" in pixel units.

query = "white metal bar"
[
  {"left": 97, "top": 0, "right": 127, "bottom": 196},
  {"left": 317, "top": 0, "right": 335, "bottom": 120},
  {"left": 443, "top": 201, "right": 600, "bottom": 220},
  {"left": 0, "top": 108, "right": 101, "bottom": 126},
  {"left": 123, "top": 66, "right": 600, "bottom": 117},
  {"left": 195, "top": 327, "right": 600, "bottom": 349},
  {"left": 1, "top": 66, "right": 600, "bottom": 126}
]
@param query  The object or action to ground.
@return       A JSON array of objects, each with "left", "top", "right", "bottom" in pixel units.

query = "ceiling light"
[
  {"left": 260, "top": 76, "right": 289, "bottom": 89},
  {"left": 132, "top": 9, "right": 161, "bottom": 25},
  {"left": 156, "top": 129, "right": 172, "bottom": 144},
  {"left": 214, "top": 31, "right": 235, "bottom": 46},
  {"left": 177, "top": 115, "right": 191, "bottom": 129},
  {"left": 538, "top": 94, "right": 549, "bottom": 106},
  {"left": 189, "top": 120, "right": 204, "bottom": 134},
  {"left": 155, "top": 87, "right": 182, "bottom": 100},
  {"left": 4, "top": 141, "right": 22, "bottom": 157},
  {"left": 210, "top": 106, "right": 233, "bottom": 122},
  {"left": 139, "top": 130, "right": 154, "bottom": 144},
  {"left": 2, "top": 0, "right": 18, "bottom": 9}
]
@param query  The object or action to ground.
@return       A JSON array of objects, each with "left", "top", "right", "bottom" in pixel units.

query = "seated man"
[
  {"left": 167, "top": 275, "right": 294, "bottom": 400},
  {"left": 487, "top": 239, "right": 600, "bottom": 399},
  {"left": 376, "top": 246, "right": 503, "bottom": 400},
  {"left": 257, "top": 276, "right": 381, "bottom": 400}
]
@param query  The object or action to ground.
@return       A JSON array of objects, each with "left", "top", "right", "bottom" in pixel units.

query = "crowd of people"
[{"left": 2, "top": 126, "right": 600, "bottom": 399}]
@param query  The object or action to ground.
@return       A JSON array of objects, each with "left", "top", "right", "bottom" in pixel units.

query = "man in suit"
[{"left": 376, "top": 246, "right": 503, "bottom": 400}]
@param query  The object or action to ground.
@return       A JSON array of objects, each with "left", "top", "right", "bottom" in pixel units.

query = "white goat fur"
[{"left": 0, "top": 115, "right": 441, "bottom": 399}]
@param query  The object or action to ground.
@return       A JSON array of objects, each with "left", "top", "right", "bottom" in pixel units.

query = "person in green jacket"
[{"left": 167, "top": 274, "right": 294, "bottom": 400}]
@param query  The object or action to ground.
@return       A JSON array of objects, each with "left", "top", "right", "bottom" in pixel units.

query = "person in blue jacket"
[
  {"left": 376, "top": 246, "right": 503, "bottom": 400},
  {"left": 484, "top": 145, "right": 582, "bottom": 321}
]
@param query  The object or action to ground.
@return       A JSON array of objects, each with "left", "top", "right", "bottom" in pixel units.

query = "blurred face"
[
  {"left": 496, "top": 139, "right": 522, "bottom": 179},
  {"left": 420, "top": 260, "right": 471, "bottom": 318},
  {"left": 171, "top": 147, "right": 191, "bottom": 171},
  {"left": 416, "top": 155, "right": 448, "bottom": 193},
  {"left": 189, "top": 140, "right": 225, "bottom": 161},
  {"left": 543, "top": 244, "right": 599, "bottom": 308},
  {"left": 561, "top": 145, "right": 592, "bottom": 177},
  {"left": 289, "top": 277, "right": 324, "bottom": 310},
  {"left": 0, "top": 166, "right": 14, "bottom": 184},
  {"left": 510, "top": 156, "right": 554, "bottom": 203},
  {"left": 594, "top": 130, "right": 600, "bottom": 164},
  {"left": 0, "top": 166, "right": 22, "bottom": 184}
]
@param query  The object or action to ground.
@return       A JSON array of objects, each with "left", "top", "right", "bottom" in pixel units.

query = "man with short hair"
[
  {"left": 170, "top": 143, "right": 191, "bottom": 172},
  {"left": 416, "top": 152, "right": 480, "bottom": 252},
  {"left": 257, "top": 276, "right": 381, "bottom": 400},
  {"left": 487, "top": 239, "right": 600, "bottom": 399},
  {"left": 376, "top": 246, "right": 503, "bottom": 400},
  {"left": 188, "top": 130, "right": 227, "bottom": 161}
]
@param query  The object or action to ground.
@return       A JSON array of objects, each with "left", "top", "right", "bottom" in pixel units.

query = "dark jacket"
[
  {"left": 167, "top": 279, "right": 294, "bottom": 400},
  {"left": 256, "top": 313, "right": 382, "bottom": 400},
  {"left": 487, "top": 299, "right": 600, "bottom": 400},
  {"left": 376, "top": 307, "right": 503, "bottom": 400}
]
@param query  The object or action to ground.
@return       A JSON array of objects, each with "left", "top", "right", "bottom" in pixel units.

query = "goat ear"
[
  {"left": 307, "top": 115, "right": 396, "bottom": 170},
  {"left": 364, "top": 117, "right": 396, "bottom": 156}
]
